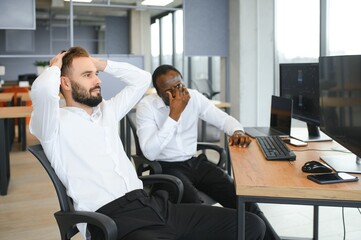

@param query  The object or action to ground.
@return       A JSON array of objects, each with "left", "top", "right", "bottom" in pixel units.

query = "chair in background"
[
  {"left": 126, "top": 111, "right": 228, "bottom": 205},
  {"left": 28, "top": 144, "right": 183, "bottom": 240},
  {"left": 191, "top": 78, "right": 220, "bottom": 100},
  {"left": 18, "top": 74, "right": 38, "bottom": 86}
]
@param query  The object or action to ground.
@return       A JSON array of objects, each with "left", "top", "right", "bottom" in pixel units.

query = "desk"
[
  {"left": 0, "top": 106, "right": 33, "bottom": 195},
  {"left": 230, "top": 140, "right": 361, "bottom": 240},
  {"left": 14, "top": 92, "right": 32, "bottom": 150},
  {"left": 17, "top": 92, "right": 31, "bottom": 102},
  {"left": 0, "top": 92, "right": 14, "bottom": 103}
]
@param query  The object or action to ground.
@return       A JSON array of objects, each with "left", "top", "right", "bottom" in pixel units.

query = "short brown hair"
[{"left": 61, "top": 46, "right": 90, "bottom": 77}]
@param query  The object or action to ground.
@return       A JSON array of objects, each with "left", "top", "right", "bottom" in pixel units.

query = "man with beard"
[
  {"left": 29, "top": 47, "right": 266, "bottom": 240},
  {"left": 136, "top": 64, "right": 280, "bottom": 240}
]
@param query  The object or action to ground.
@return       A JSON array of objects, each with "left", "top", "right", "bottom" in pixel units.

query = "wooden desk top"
[
  {"left": 230, "top": 140, "right": 361, "bottom": 202},
  {"left": 211, "top": 100, "right": 231, "bottom": 109},
  {"left": 0, "top": 106, "right": 33, "bottom": 118},
  {"left": 0, "top": 93, "right": 14, "bottom": 102}
]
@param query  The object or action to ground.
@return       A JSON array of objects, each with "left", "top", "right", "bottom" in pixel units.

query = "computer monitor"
[
  {"left": 280, "top": 63, "right": 331, "bottom": 142},
  {"left": 319, "top": 55, "right": 361, "bottom": 173}
]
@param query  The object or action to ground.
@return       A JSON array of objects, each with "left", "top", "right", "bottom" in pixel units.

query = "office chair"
[
  {"left": 191, "top": 78, "right": 220, "bottom": 100},
  {"left": 126, "top": 111, "right": 228, "bottom": 205},
  {"left": 28, "top": 144, "right": 183, "bottom": 240}
]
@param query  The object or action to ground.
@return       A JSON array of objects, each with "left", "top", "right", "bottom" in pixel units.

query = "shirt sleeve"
[
  {"left": 29, "top": 66, "right": 61, "bottom": 143},
  {"left": 196, "top": 91, "right": 244, "bottom": 136},
  {"left": 104, "top": 61, "right": 151, "bottom": 121},
  {"left": 136, "top": 98, "right": 179, "bottom": 161}
]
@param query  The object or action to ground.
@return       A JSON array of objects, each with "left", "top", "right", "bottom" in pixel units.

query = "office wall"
[
  {"left": 96, "top": 55, "right": 144, "bottom": 100},
  {"left": 0, "top": 25, "right": 98, "bottom": 55},
  {"left": 105, "top": 16, "right": 130, "bottom": 54},
  {"left": 0, "top": 0, "right": 35, "bottom": 30},
  {"left": 0, "top": 15, "right": 132, "bottom": 81},
  {"left": 184, "top": 0, "right": 228, "bottom": 57},
  {"left": 229, "top": 0, "right": 275, "bottom": 127}
]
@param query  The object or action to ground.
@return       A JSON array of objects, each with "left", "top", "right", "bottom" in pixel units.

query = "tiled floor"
[{"left": 260, "top": 203, "right": 361, "bottom": 239}]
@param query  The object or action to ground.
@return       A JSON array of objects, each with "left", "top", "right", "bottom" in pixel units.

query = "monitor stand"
[
  {"left": 321, "top": 155, "right": 361, "bottom": 174},
  {"left": 291, "top": 124, "right": 332, "bottom": 142}
]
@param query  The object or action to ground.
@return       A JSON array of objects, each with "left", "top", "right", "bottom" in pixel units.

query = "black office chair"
[
  {"left": 191, "top": 78, "right": 220, "bottom": 100},
  {"left": 28, "top": 144, "right": 183, "bottom": 240},
  {"left": 126, "top": 111, "right": 228, "bottom": 205}
]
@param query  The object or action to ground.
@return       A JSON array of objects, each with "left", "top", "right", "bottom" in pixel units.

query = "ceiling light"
[
  {"left": 64, "top": 0, "right": 93, "bottom": 3},
  {"left": 141, "top": 0, "right": 174, "bottom": 6}
]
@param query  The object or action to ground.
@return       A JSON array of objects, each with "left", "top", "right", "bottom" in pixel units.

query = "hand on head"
[
  {"left": 168, "top": 84, "right": 190, "bottom": 121},
  {"left": 49, "top": 50, "right": 67, "bottom": 69},
  {"left": 229, "top": 131, "right": 251, "bottom": 148},
  {"left": 90, "top": 56, "right": 107, "bottom": 72}
]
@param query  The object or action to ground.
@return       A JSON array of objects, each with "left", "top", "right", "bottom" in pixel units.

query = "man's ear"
[{"left": 60, "top": 76, "right": 71, "bottom": 91}]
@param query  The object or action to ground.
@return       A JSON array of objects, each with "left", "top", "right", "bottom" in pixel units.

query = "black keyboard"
[{"left": 256, "top": 136, "right": 296, "bottom": 161}]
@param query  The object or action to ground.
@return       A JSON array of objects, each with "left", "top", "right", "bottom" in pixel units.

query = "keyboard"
[{"left": 256, "top": 136, "right": 296, "bottom": 161}]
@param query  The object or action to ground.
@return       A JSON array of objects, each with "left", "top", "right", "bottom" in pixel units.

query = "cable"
[
  {"left": 342, "top": 207, "right": 346, "bottom": 240},
  {"left": 293, "top": 149, "right": 351, "bottom": 153}
]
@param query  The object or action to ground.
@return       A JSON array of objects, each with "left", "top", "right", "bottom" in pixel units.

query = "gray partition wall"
[
  {"left": 183, "top": 0, "right": 229, "bottom": 57},
  {"left": 0, "top": 0, "right": 36, "bottom": 30}
]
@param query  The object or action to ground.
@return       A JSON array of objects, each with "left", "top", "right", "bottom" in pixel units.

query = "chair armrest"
[
  {"left": 54, "top": 211, "right": 117, "bottom": 240},
  {"left": 132, "top": 154, "right": 163, "bottom": 175},
  {"left": 197, "top": 142, "right": 227, "bottom": 170},
  {"left": 139, "top": 174, "right": 184, "bottom": 204}
]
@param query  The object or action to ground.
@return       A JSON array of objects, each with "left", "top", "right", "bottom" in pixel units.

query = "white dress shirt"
[
  {"left": 136, "top": 89, "right": 243, "bottom": 162},
  {"left": 30, "top": 61, "right": 151, "bottom": 237}
]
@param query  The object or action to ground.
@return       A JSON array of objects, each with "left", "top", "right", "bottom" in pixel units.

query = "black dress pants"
[
  {"left": 88, "top": 189, "right": 266, "bottom": 240},
  {"left": 159, "top": 155, "right": 280, "bottom": 240}
]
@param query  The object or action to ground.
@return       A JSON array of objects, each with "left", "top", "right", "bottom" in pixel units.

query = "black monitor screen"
[
  {"left": 319, "top": 55, "right": 361, "bottom": 159},
  {"left": 280, "top": 63, "right": 319, "bottom": 126}
]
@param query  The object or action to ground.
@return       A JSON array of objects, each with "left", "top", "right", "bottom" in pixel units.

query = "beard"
[{"left": 71, "top": 81, "right": 102, "bottom": 107}]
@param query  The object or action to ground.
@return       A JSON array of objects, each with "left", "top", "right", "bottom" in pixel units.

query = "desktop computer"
[
  {"left": 280, "top": 63, "right": 331, "bottom": 142},
  {"left": 319, "top": 55, "right": 361, "bottom": 173}
]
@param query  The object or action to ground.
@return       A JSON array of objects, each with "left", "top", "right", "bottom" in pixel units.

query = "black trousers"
[
  {"left": 88, "top": 189, "right": 266, "bottom": 240},
  {"left": 159, "top": 155, "right": 280, "bottom": 240}
]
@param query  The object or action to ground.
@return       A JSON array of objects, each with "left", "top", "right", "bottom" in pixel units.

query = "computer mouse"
[{"left": 302, "top": 161, "right": 333, "bottom": 173}]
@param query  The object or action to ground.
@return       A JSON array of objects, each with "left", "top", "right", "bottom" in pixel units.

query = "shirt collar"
[
  {"left": 64, "top": 104, "right": 102, "bottom": 121},
  {"left": 154, "top": 94, "right": 168, "bottom": 109}
]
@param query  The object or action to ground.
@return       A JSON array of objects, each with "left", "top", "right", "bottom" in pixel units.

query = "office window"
[
  {"left": 275, "top": 0, "right": 320, "bottom": 63},
  {"left": 151, "top": 10, "right": 184, "bottom": 73},
  {"left": 326, "top": 0, "right": 361, "bottom": 55},
  {"left": 174, "top": 10, "right": 183, "bottom": 72},
  {"left": 151, "top": 19, "right": 160, "bottom": 72},
  {"left": 160, "top": 13, "right": 173, "bottom": 65}
]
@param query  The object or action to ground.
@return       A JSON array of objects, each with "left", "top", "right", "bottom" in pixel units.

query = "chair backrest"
[
  {"left": 28, "top": 144, "right": 73, "bottom": 212},
  {"left": 126, "top": 110, "right": 143, "bottom": 156},
  {"left": 191, "top": 79, "right": 219, "bottom": 99}
]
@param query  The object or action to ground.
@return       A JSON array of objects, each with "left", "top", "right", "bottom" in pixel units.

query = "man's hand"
[
  {"left": 90, "top": 57, "right": 107, "bottom": 72},
  {"left": 49, "top": 51, "right": 67, "bottom": 69},
  {"left": 229, "top": 130, "right": 251, "bottom": 148},
  {"left": 168, "top": 84, "right": 190, "bottom": 121}
]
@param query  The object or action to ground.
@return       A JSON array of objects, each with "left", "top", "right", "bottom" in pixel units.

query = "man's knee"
[{"left": 245, "top": 212, "right": 266, "bottom": 240}]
